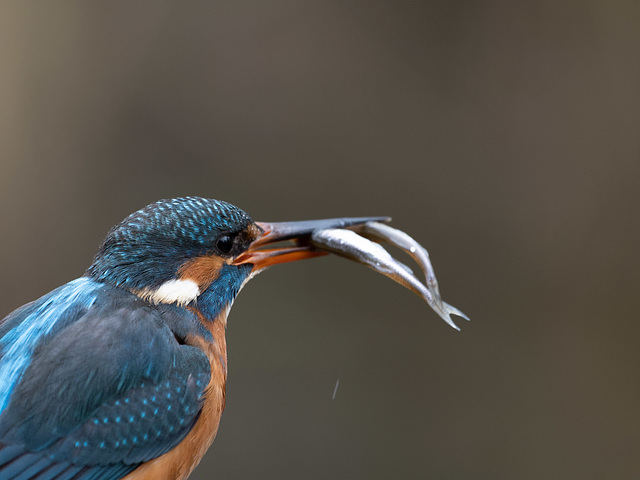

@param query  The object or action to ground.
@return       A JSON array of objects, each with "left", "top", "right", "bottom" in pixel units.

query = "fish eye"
[{"left": 216, "top": 234, "right": 234, "bottom": 255}]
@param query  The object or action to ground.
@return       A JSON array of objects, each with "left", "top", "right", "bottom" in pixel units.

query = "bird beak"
[{"left": 233, "top": 216, "right": 390, "bottom": 272}]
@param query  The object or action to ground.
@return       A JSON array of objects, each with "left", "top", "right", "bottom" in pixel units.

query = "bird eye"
[{"left": 216, "top": 234, "right": 234, "bottom": 254}]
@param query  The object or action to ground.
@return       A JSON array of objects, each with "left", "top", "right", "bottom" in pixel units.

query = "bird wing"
[{"left": 0, "top": 278, "right": 211, "bottom": 480}]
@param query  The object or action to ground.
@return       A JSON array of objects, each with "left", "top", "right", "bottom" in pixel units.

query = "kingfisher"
[{"left": 0, "top": 197, "right": 467, "bottom": 480}]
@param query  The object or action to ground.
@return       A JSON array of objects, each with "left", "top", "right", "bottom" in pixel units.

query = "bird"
[
  {"left": 0, "top": 197, "right": 407, "bottom": 480},
  {"left": 0, "top": 196, "right": 467, "bottom": 480}
]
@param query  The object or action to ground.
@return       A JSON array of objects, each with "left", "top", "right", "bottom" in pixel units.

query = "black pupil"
[{"left": 216, "top": 235, "right": 234, "bottom": 254}]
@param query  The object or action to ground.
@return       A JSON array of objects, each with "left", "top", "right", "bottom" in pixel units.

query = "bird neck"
[{"left": 193, "top": 263, "right": 254, "bottom": 323}]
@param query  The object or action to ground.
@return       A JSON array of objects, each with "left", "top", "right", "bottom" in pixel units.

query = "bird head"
[{"left": 87, "top": 197, "right": 381, "bottom": 318}]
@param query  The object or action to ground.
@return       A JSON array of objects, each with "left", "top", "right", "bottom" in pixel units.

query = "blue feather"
[
  {"left": 197, "top": 264, "right": 253, "bottom": 320},
  {"left": 0, "top": 278, "right": 100, "bottom": 413},
  {"left": 0, "top": 283, "right": 211, "bottom": 479}
]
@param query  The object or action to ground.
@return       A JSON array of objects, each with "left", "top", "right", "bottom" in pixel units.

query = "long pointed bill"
[{"left": 233, "top": 217, "right": 390, "bottom": 271}]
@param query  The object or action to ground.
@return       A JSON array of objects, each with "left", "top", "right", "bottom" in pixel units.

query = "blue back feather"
[
  {"left": 0, "top": 278, "right": 101, "bottom": 413},
  {"left": 0, "top": 279, "right": 212, "bottom": 478}
]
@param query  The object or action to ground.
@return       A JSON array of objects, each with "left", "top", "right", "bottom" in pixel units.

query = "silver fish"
[
  {"left": 311, "top": 225, "right": 469, "bottom": 330},
  {"left": 355, "top": 222, "right": 441, "bottom": 297}
]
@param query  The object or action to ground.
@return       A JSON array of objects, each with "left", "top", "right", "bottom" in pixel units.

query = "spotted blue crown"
[{"left": 87, "top": 197, "right": 253, "bottom": 291}]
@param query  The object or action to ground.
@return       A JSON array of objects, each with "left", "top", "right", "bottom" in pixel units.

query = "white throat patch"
[{"left": 139, "top": 279, "right": 201, "bottom": 306}]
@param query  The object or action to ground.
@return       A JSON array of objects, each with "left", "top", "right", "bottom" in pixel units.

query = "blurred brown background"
[{"left": 1, "top": 1, "right": 639, "bottom": 479}]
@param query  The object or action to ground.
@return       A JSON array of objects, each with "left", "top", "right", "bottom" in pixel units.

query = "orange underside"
[{"left": 123, "top": 310, "right": 228, "bottom": 480}]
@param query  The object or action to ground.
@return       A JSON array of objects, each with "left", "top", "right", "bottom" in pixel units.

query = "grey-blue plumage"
[{"left": 0, "top": 279, "right": 212, "bottom": 479}]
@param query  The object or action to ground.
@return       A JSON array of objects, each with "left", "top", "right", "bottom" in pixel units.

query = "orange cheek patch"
[{"left": 178, "top": 255, "right": 228, "bottom": 292}]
